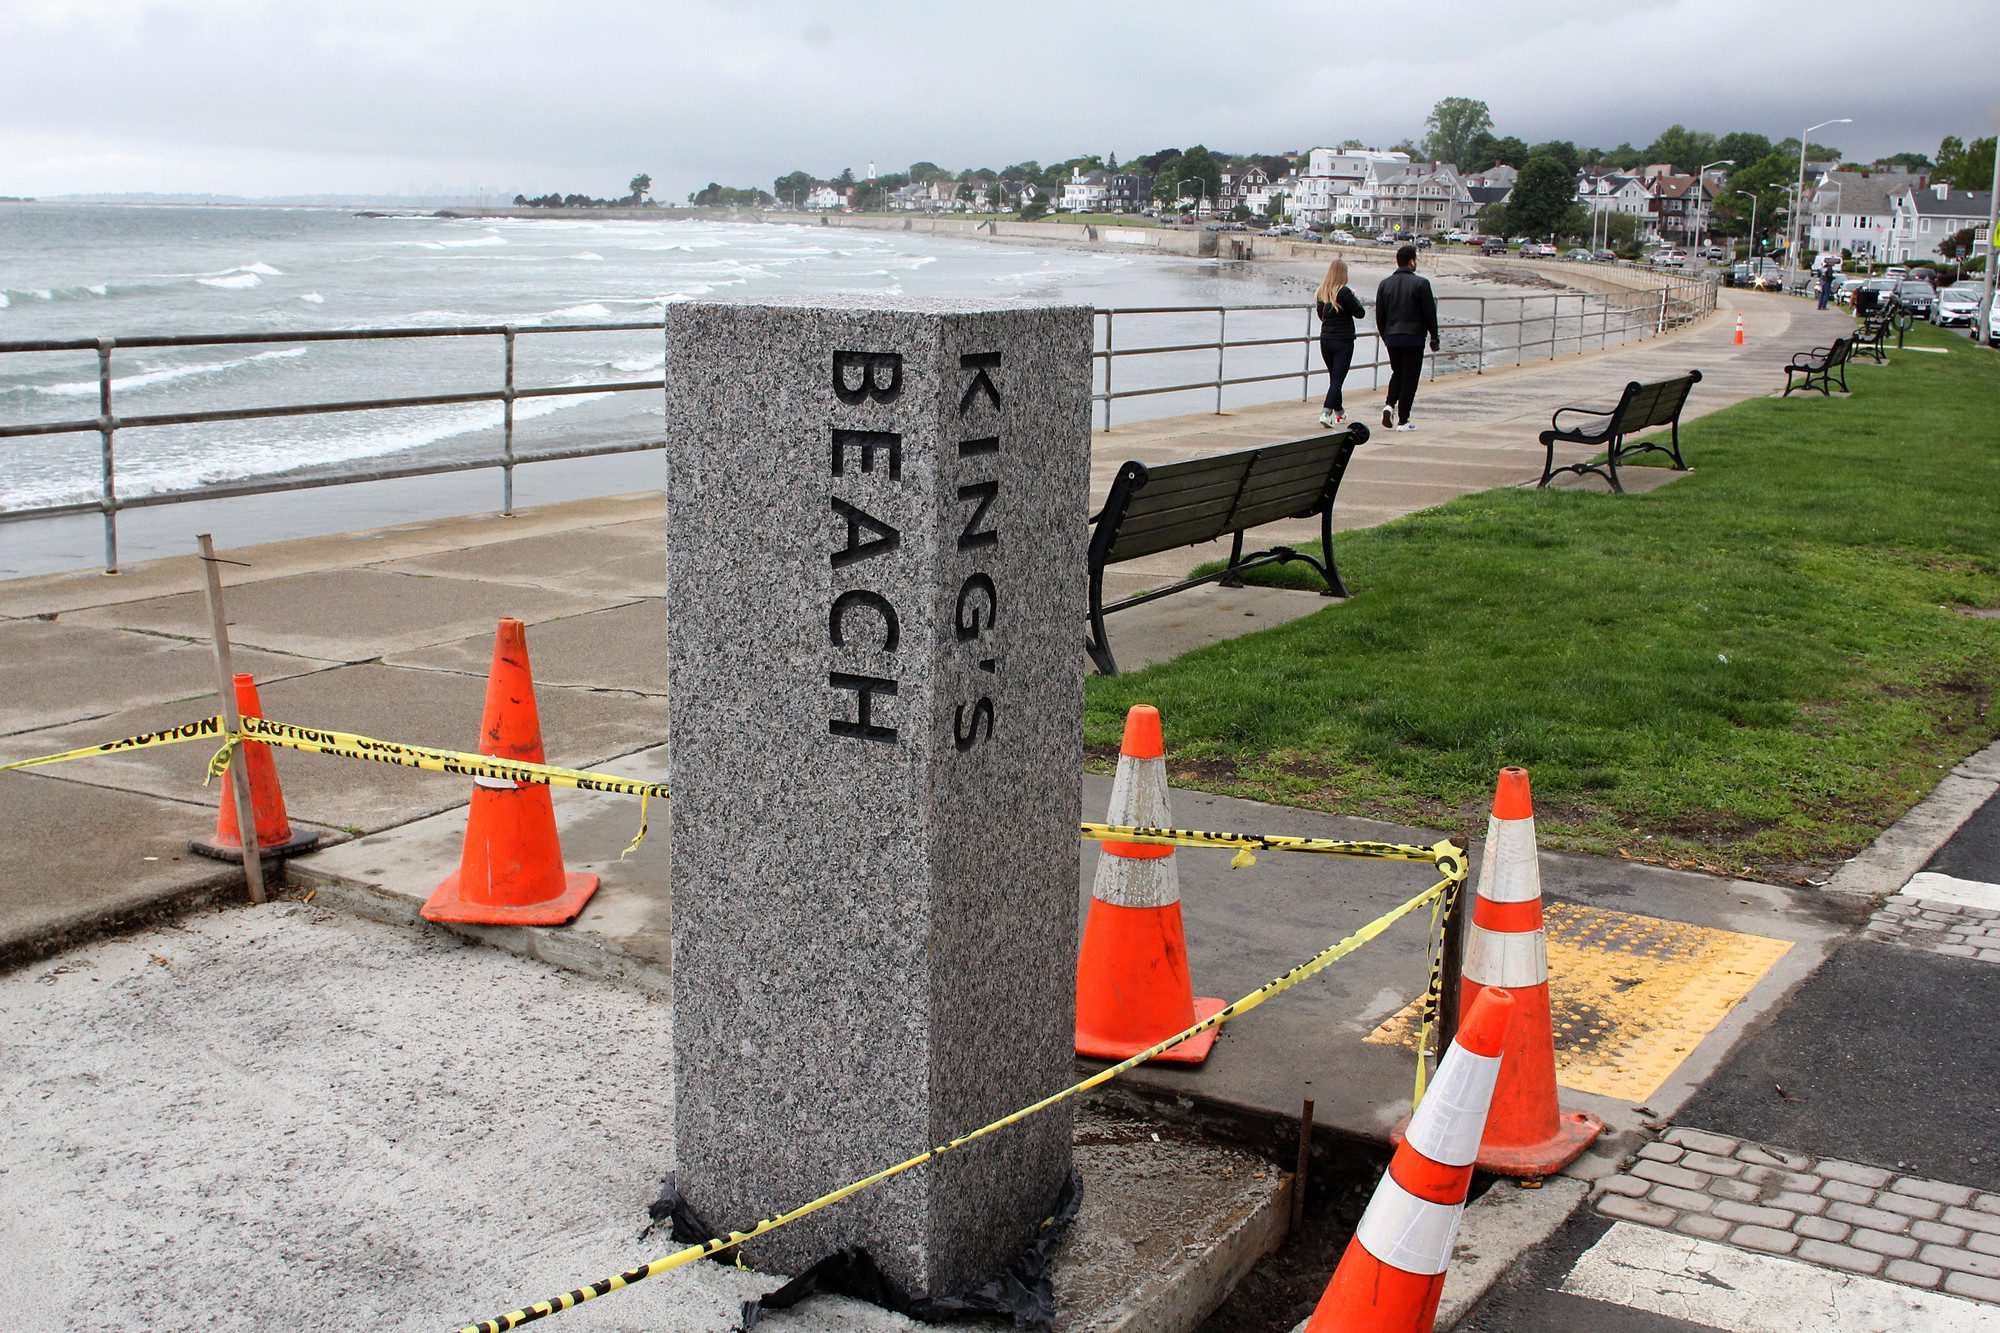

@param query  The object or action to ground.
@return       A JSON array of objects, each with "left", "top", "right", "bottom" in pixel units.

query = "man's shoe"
[
  {"left": 1381, "top": 405, "right": 1396, "bottom": 429},
  {"left": 1395, "top": 422, "right": 1416, "bottom": 431}
]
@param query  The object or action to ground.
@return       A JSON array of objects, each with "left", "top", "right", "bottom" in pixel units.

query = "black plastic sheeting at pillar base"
[{"left": 645, "top": 1170, "right": 1085, "bottom": 1331}]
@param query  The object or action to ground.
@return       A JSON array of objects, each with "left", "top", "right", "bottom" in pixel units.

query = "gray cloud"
[{"left": 2, "top": 0, "right": 1995, "bottom": 198}]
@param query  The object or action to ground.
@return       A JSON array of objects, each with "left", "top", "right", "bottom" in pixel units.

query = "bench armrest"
[{"left": 1550, "top": 404, "right": 1616, "bottom": 434}]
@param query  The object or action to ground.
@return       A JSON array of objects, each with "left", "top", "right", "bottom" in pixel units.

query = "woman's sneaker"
[
  {"left": 1381, "top": 405, "right": 1396, "bottom": 429},
  {"left": 1318, "top": 409, "right": 1334, "bottom": 427},
  {"left": 1333, "top": 410, "right": 1346, "bottom": 424}
]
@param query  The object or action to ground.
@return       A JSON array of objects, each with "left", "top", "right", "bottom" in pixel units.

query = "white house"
[
  {"left": 1888, "top": 181, "right": 1994, "bottom": 262},
  {"left": 1577, "top": 170, "right": 1659, "bottom": 238},
  {"left": 805, "top": 184, "right": 845, "bottom": 210},
  {"left": 1806, "top": 171, "right": 1903, "bottom": 262},
  {"left": 1060, "top": 168, "right": 1109, "bottom": 212},
  {"left": 1245, "top": 173, "right": 1299, "bottom": 218},
  {"left": 1292, "top": 148, "right": 1410, "bottom": 225}
]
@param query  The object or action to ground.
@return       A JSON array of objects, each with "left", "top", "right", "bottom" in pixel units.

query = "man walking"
[{"left": 1376, "top": 244, "right": 1440, "bottom": 431}]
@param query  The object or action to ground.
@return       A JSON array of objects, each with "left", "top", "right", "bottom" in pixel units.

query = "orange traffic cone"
[
  {"left": 1306, "top": 987, "right": 1517, "bottom": 1333},
  {"left": 420, "top": 618, "right": 600, "bottom": 926},
  {"left": 1075, "top": 705, "right": 1224, "bottom": 1064},
  {"left": 1733, "top": 313, "right": 1745, "bottom": 345},
  {"left": 190, "top": 673, "right": 321, "bottom": 862},
  {"left": 1459, "top": 767, "right": 1602, "bottom": 1176}
]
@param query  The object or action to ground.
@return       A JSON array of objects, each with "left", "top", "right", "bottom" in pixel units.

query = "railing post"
[
  {"left": 1215, "top": 307, "right": 1226, "bottom": 414},
  {"left": 1102, "top": 311, "right": 1114, "bottom": 432},
  {"left": 1302, "top": 304, "right": 1313, "bottom": 401},
  {"left": 501, "top": 325, "right": 518, "bottom": 517},
  {"left": 1477, "top": 297, "right": 1486, "bottom": 374},
  {"left": 96, "top": 337, "right": 118, "bottom": 575}
]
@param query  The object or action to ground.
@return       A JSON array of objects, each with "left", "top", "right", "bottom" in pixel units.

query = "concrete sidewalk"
[{"left": 0, "top": 289, "right": 1846, "bottom": 969}]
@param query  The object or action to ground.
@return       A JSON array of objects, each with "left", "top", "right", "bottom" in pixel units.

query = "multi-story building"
[
  {"left": 1576, "top": 169, "right": 1659, "bottom": 238},
  {"left": 1371, "top": 162, "right": 1475, "bottom": 235},
  {"left": 804, "top": 184, "right": 846, "bottom": 210},
  {"left": 1218, "top": 165, "right": 1270, "bottom": 214},
  {"left": 1806, "top": 170, "right": 1904, "bottom": 262},
  {"left": 1291, "top": 149, "right": 1410, "bottom": 225},
  {"left": 1060, "top": 168, "right": 1109, "bottom": 212},
  {"left": 1888, "top": 181, "right": 1994, "bottom": 262},
  {"left": 1104, "top": 171, "right": 1153, "bottom": 212}
]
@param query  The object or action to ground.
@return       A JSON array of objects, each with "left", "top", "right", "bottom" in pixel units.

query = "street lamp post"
[
  {"left": 1791, "top": 117, "right": 1852, "bottom": 286},
  {"left": 1693, "top": 159, "right": 1734, "bottom": 267},
  {"left": 1735, "top": 189, "right": 1759, "bottom": 263}
]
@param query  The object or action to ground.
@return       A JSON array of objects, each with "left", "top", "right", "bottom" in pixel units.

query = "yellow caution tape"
[
  {"left": 0, "top": 715, "right": 225, "bottom": 773},
  {"left": 10, "top": 715, "right": 1473, "bottom": 880},
  {"left": 451, "top": 869, "right": 1457, "bottom": 1333}
]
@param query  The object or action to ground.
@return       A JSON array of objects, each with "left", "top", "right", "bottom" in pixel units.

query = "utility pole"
[{"left": 1979, "top": 140, "right": 1999, "bottom": 344}]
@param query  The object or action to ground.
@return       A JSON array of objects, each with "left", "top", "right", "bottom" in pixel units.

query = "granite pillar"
[{"left": 664, "top": 297, "right": 1092, "bottom": 1295}]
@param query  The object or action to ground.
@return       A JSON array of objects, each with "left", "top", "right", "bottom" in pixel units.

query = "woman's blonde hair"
[{"left": 1315, "top": 258, "right": 1350, "bottom": 304}]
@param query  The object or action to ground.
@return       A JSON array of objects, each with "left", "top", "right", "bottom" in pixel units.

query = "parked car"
[
  {"left": 1699, "top": 245, "right": 1726, "bottom": 261},
  {"left": 1593, "top": 249, "right": 1619, "bottom": 263},
  {"left": 1374, "top": 231, "right": 1399, "bottom": 244},
  {"left": 1481, "top": 238, "right": 1509, "bottom": 256},
  {"left": 1932, "top": 285, "right": 1981, "bottom": 326},
  {"left": 1835, "top": 276, "right": 1867, "bottom": 305},
  {"left": 1521, "top": 242, "right": 1558, "bottom": 258},
  {"left": 1564, "top": 248, "right": 1595, "bottom": 262},
  {"left": 1893, "top": 281, "right": 1935, "bottom": 318},
  {"left": 1649, "top": 248, "right": 1685, "bottom": 266}
]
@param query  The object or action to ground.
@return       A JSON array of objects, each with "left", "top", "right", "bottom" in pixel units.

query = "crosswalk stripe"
[
  {"left": 1561, "top": 1223, "right": 1996, "bottom": 1331},
  {"left": 1902, "top": 871, "right": 2000, "bottom": 913}
]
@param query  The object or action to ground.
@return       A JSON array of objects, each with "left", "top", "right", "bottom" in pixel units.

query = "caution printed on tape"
[
  {"left": 452, "top": 865, "right": 1462, "bottom": 1333},
  {"left": 7, "top": 714, "right": 1472, "bottom": 877}
]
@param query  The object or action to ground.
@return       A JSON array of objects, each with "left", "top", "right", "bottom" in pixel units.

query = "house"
[
  {"left": 1807, "top": 170, "right": 1904, "bottom": 262},
  {"left": 1105, "top": 171, "right": 1153, "bottom": 212},
  {"left": 1576, "top": 170, "right": 1658, "bottom": 236},
  {"left": 1371, "top": 162, "right": 1475, "bottom": 235},
  {"left": 1060, "top": 168, "right": 1109, "bottom": 213},
  {"left": 1650, "top": 173, "right": 1714, "bottom": 243},
  {"left": 1245, "top": 173, "right": 1299, "bottom": 219},
  {"left": 890, "top": 182, "right": 931, "bottom": 211},
  {"left": 1292, "top": 148, "right": 1410, "bottom": 225},
  {"left": 1464, "top": 165, "right": 1518, "bottom": 190},
  {"left": 1218, "top": 165, "right": 1270, "bottom": 214},
  {"left": 804, "top": 184, "right": 845, "bottom": 211},
  {"left": 1888, "top": 181, "right": 1994, "bottom": 261}
]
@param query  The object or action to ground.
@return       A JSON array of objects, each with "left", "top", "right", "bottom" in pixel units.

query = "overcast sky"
[{"left": 3, "top": 0, "right": 1997, "bottom": 199}]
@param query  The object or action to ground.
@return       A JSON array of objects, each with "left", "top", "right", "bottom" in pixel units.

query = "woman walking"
[{"left": 1314, "top": 258, "right": 1367, "bottom": 426}]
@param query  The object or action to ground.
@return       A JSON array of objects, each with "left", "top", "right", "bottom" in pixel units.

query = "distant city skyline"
[{"left": 3, "top": 0, "right": 1995, "bottom": 201}]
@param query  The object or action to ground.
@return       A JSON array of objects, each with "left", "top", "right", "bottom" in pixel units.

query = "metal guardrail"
[
  {"left": 0, "top": 321, "right": 666, "bottom": 572},
  {"left": 1092, "top": 276, "right": 1716, "bottom": 430},
  {"left": 2, "top": 274, "right": 1713, "bottom": 574}
]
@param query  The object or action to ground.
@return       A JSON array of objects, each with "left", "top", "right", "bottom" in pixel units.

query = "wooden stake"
[
  {"left": 1290, "top": 1096, "right": 1314, "bottom": 1234},
  {"left": 197, "top": 534, "right": 266, "bottom": 905}
]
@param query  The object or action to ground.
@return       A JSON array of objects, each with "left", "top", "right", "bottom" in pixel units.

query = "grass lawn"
[{"left": 1085, "top": 323, "right": 2000, "bottom": 884}]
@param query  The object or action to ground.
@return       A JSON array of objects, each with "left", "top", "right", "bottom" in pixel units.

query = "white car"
[
  {"left": 1932, "top": 285, "right": 1981, "bottom": 327},
  {"left": 1331, "top": 229, "right": 1357, "bottom": 244},
  {"left": 1649, "top": 249, "right": 1685, "bottom": 266}
]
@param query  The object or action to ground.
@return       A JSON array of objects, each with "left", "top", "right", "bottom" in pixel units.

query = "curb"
[{"left": 1825, "top": 740, "right": 2000, "bottom": 899}]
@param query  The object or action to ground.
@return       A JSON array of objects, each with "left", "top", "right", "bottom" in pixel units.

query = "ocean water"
[{"left": 0, "top": 205, "right": 1557, "bottom": 573}]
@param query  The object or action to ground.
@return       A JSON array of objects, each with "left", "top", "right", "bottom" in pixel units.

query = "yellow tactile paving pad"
[{"left": 1366, "top": 903, "right": 1792, "bottom": 1102}]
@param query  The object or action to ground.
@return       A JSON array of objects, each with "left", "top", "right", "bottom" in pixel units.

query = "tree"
[
  {"left": 1264, "top": 192, "right": 1287, "bottom": 221},
  {"left": 1936, "top": 135, "right": 1996, "bottom": 187},
  {"left": 1873, "top": 150, "right": 1933, "bottom": 173},
  {"left": 1938, "top": 227, "right": 1980, "bottom": 262},
  {"left": 1713, "top": 152, "right": 1793, "bottom": 252},
  {"left": 985, "top": 182, "right": 1007, "bottom": 209},
  {"left": 908, "top": 161, "right": 946, "bottom": 183},
  {"left": 1174, "top": 145, "right": 1222, "bottom": 208},
  {"left": 1644, "top": 125, "right": 1720, "bottom": 173},
  {"left": 1107, "top": 152, "right": 1119, "bottom": 171},
  {"left": 1020, "top": 196, "right": 1049, "bottom": 221},
  {"left": 1231, "top": 203, "right": 1254, "bottom": 222},
  {"left": 773, "top": 170, "right": 817, "bottom": 207},
  {"left": 1528, "top": 140, "right": 1580, "bottom": 177},
  {"left": 1604, "top": 142, "right": 1643, "bottom": 170},
  {"left": 1475, "top": 200, "right": 1511, "bottom": 236},
  {"left": 1508, "top": 154, "right": 1576, "bottom": 237},
  {"left": 1715, "top": 132, "right": 1775, "bottom": 169},
  {"left": 1337, "top": 138, "right": 1365, "bottom": 152},
  {"left": 1423, "top": 96, "right": 1494, "bottom": 168},
  {"left": 628, "top": 173, "right": 652, "bottom": 204}
]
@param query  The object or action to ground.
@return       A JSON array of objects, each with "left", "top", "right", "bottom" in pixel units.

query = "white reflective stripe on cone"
[
  {"left": 1462, "top": 925, "right": 1549, "bottom": 988},
  {"left": 1091, "top": 851, "right": 1183, "bottom": 909},
  {"left": 1354, "top": 1176, "right": 1464, "bottom": 1276},
  {"left": 1105, "top": 753, "right": 1174, "bottom": 830},
  {"left": 1404, "top": 1047, "right": 1502, "bottom": 1167},
  {"left": 1475, "top": 814, "right": 1541, "bottom": 904}
]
